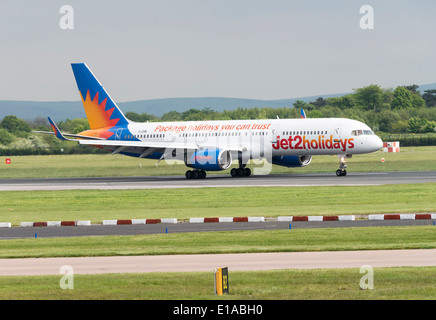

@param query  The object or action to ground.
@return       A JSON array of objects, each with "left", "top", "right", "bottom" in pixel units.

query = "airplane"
[{"left": 36, "top": 63, "right": 384, "bottom": 179}]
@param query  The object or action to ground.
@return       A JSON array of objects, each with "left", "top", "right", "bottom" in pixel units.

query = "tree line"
[
  {"left": 1, "top": 84, "right": 436, "bottom": 154},
  {"left": 125, "top": 84, "right": 436, "bottom": 134}
]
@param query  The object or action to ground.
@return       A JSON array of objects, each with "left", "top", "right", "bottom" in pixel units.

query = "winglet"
[
  {"left": 47, "top": 117, "right": 70, "bottom": 141},
  {"left": 300, "top": 109, "right": 307, "bottom": 119}
]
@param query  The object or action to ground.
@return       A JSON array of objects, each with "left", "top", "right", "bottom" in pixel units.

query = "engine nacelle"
[
  {"left": 271, "top": 155, "right": 312, "bottom": 168},
  {"left": 185, "top": 148, "right": 232, "bottom": 171}
]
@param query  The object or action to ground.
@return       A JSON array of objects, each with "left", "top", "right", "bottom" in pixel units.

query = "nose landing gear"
[{"left": 336, "top": 155, "right": 348, "bottom": 177}]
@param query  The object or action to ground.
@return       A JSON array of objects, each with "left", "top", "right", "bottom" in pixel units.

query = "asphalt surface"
[
  {"left": 1, "top": 171, "right": 435, "bottom": 275},
  {"left": 0, "top": 170, "right": 436, "bottom": 191},
  {"left": 0, "top": 170, "right": 435, "bottom": 240},
  {"left": 2, "top": 249, "right": 436, "bottom": 275},
  {"left": 0, "top": 219, "right": 434, "bottom": 240}
]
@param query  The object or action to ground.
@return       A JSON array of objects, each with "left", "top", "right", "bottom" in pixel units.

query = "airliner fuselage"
[{"left": 38, "top": 63, "right": 384, "bottom": 179}]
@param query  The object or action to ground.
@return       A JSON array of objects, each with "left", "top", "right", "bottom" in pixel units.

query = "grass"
[
  {"left": 2, "top": 267, "right": 436, "bottom": 299},
  {"left": 0, "top": 146, "right": 436, "bottom": 179},
  {"left": 1, "top": 148, "right": 435, "bottom": 300},
  {"left": 1, "top": 184, "right": 435, "bottom": 225},
  {"left": 1, "top": 226, "right": 435, "bottom": 258}
]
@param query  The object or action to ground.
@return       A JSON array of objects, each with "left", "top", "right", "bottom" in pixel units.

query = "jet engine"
[
  {"left": 270, "top": 155, "right": 312, "bottom": 167},
  {"left": 185, "top": 148, "right": 232, "bottom": 171}
]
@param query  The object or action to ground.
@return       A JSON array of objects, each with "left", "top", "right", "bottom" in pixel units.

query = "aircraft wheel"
[
  {"left": 200, "top": 170, "right": 206, "bottom": 179},
  {"left": 237, "top": 168, "right": 245, "bottom": 177},
  {"left": 192, "top": 170, "right": 199, "bottom": 179},
  {"left": 186, "top": 170, "right": 193, "bottom": 179},
  {"left": 231, "top": 168, "right": 237, "bottom": 177},
  {"left": 336, "top": 169, "right": 347, "bottom": 177},
  {"left": 244, "top": 168, "right": 251, "bottom": 177}
]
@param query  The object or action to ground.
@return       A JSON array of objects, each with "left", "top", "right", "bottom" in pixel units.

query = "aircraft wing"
[
  {"left": 78, "top": 139, "right": 199, "bottom": 151},
  {"left": 79, "top": 139, "right": 245, "bottom": 152},
  {"left": 35, "top": 117, "right": 245, "bottom": 159}
]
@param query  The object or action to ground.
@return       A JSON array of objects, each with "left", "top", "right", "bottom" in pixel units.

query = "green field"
[
  {"left": 1, "top": 148, "right": 436, "bottom": 300},
  {"left": 0, "top": 226, "right": 435, "bottom": 259},
  {"left": 1, "top": 184, "right": 435, "bottom": 225},
  {"left": 0, "top": 146, "right": 436, "bottom": 179},
  {"left": 2, "top": 267, "right": 436, "bottom": 300},
  {"left": 1, "top": 226, "right": 436, "bottom": 299}
]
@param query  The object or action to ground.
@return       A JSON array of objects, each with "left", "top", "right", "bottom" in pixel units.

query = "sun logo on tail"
[{"left": 79, "top": 90, "right": 120, "bottom": 139}]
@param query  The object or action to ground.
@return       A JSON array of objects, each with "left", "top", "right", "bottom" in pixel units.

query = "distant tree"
[
  {"left": 26, "top": 117, "right": 49, "bottom": 130},
  {"left": 182, "top": 109, "right": 208, "bottom": 121},
  {"left": 401, "top": 84, "right": 420, "bottom": 95},
  {"left": 0, "top": 128, "right": 15, "bottom": 145},
  {"left": 376, "top": 110, "right": 401, "bottom": 132},
  {"left": 125, "top": 112, "right": 158, "bottom": 122},
  {"left": 423, "top": 89, "right": 436, "bottom": 108},
  {"left": 410, "top": 94, "right": 425, "bottom": 108},
  {"left": 391, "top": 120, "right": 408, "bottom": 133},
  {"left": 397, "top": 85, "right": 425, "bottom": 108},
  {"left": 161, "top": 110, "right": 182, "bottom": 121},
  {"left": 307, "top": 110, "right": 323, "bottom": 118},
  {"left": 292, "top": 100, "right": 314, "bottom": 111},
  {"left": 311, "top": 97, "right": 327, "bottom": 109},
  {"left": 391, "top": 87, "right": 413, "bottom": 109},
  {"left": 408, "top": 117, "right": 428, "bottom": 133},
  {"left": 0, "top": 115, "right": 31, "bottom": 137},
  {"left": 58, "top": 118, "right": 90, "bottom": 133},
  {"left": 423, "top": 121, "right": 436, "bottom": 133},
  {"left": 327, "top": 95, "right": 357, "bottom": 109},
  {"left": 354, "top": 85, "right": 384, "bottom": 111}
]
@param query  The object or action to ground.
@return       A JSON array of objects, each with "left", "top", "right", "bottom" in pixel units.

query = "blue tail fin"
[{"left": 71, "top": 63, "right": 129, "bottom": 130}]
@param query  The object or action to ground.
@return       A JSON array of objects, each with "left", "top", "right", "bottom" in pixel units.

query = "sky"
[{"left": 0, "top": 0, "right": 435, "bottom": 102}]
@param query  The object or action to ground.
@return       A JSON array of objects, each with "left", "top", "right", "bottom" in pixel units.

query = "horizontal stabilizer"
[
  {"left": 32, "top": 117, "right": 106, "bottom": 141},
  {"left": 47, "top": 117, "right": 73, "bottom": 141}
]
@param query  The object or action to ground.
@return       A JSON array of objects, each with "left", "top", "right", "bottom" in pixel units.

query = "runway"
[
  {"left": 0, "top": 170, "right": 435, "bottom": 191},
  {"left": 1, "top": 170, "right": 435, "bottom": 276},
  {"left": 1, "top": 249, "right": 436, "bottom": 275},
  {"left": 0, "top": 219, "right": 433, "bottom": 240}
]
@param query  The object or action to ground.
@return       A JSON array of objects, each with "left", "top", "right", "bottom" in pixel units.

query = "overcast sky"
[{"left": 0, "top": 0, "right": 435, "bottom": 102}]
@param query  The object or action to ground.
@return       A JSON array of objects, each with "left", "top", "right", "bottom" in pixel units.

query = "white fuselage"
[{"left": 125, "top": 117, "right": 383, "bottom": 159}]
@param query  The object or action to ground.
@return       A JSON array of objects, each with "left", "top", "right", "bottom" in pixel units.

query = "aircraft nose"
[{"left": 374, "top": 136, "right": 383, "bottom": 151}]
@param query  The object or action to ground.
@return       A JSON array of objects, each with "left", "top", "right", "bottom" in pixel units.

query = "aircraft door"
[
  {"left": 334, "top": 125, "right": 342, "bottom": 141},
  {"left": 271, "top": 124, "right": 279, "bottom": 143}
]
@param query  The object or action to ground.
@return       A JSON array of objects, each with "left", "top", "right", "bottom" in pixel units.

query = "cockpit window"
[{"left": 351, "top": 130, "right": 374, "bottom": 136}]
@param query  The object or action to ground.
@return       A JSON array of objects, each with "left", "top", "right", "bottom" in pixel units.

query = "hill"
[{"left": 1, "top": 83, "right": 435, "bottom": 121}]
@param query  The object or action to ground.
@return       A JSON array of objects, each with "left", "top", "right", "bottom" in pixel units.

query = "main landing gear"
[
  {"left": 231, "top": 158, "right": 252, "bottom": 178},
  {"left": 336, "top": 155, "right": 347, "bottom": 177},
  {"left": 185, "top": 169, "right": 206, "bottom": 179},
  {"left": 230, "top": 167, "right": 251, "bottom": 178}
]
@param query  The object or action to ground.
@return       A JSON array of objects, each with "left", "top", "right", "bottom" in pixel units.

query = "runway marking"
[
  {"left": 0, "top": 183, "right": 384, "bottom": 191},
  {"left": 0, "top": 171, "right": 435, "bottom": 191}
]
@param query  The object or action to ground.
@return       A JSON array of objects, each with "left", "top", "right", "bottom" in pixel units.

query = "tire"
[
  {"left": 231, "top": 168, "right": 237, "bottom": 177},
  {"left": 200, "top": 170, "right": 206, "bottom": 179},
  {"left": 237, "top": 168, "right": 245, "bottom": 177},
  {"left": 192, "top": 170, "right": 199, "bottom": 179}
]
